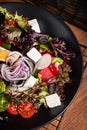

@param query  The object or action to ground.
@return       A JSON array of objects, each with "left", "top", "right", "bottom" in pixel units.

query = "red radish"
[
  {"left": 54, "top": 62, "right": 60, "bottom": 69},
  {"left": 36, "top": 53, "right": 52, "bottom": 70},
  {"left": 41, "top": 51, "right": 53, "bottom": 56}
]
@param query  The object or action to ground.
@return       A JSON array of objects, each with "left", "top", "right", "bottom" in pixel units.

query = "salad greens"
[
  {"left": 0, "top": 7, "right": 29, "bottom": 31},
  {"left": 52, "top": 57, "right": 64, "bottom": 64},
  {"left": 0, "top": 81, "right": 6, "bottom": 94},
  {"left": 0, "top": 7, "right": 75, "bottom": 118},
  {"left": 2, "top": 40, "right": 11, "bottom": 50},
  {"left": 0, "top": 93, "right": 10, "bottom": 112}
]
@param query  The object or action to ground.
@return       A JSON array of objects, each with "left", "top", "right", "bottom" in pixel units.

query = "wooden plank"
[{"left": 59, "top": 68, "right": 87, "bottom": 130}]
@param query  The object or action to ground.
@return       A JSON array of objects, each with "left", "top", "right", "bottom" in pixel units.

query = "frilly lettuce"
[
  {"left": 0, "top": 6, "right": 29, "bottom": 31},
  {"left": 0, "top": 81, "right": 6, "bottom": 94}
]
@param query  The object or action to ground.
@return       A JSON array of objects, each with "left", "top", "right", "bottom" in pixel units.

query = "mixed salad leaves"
[{"left": 0, "top": 7, "right": 75, "bottom": 119}]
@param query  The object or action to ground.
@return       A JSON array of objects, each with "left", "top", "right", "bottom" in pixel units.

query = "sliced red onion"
[
  {"left": 6, "top": 56, "right": 15, "bottom": 65},
  {"left": 6, "top": 51, "right": 23, "bottom": 65},
  {"left": 12, "top": 80, "right": 25, "bottom": 88},
  {"left": 7, "top": 51, "right": 22, "bottom": 57},
  {"left": 20, "top": 56, "right": 34, "bottom": 74},
  {"left": 0, "top": 54, "right": 34, "bottom": 87}
]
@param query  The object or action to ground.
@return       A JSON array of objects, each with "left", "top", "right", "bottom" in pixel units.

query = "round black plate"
[{"left": 0, "top": 2, "right": 83, "bottom": 130}]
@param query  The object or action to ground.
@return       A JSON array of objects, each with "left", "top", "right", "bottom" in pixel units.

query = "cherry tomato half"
[
  {"left": 18, "top": 101, "right": 36, "bottom": 118},
  {"left": 7, "top": 102, "right": 18, "bottom": 115},
  {"left": 5, "top": 19, "right": 17, "bottom": 27}
]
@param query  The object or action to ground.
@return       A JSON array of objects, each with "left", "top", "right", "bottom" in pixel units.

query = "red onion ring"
[{"left": 0, "top": 52, "right": 34, "bottom": 87}]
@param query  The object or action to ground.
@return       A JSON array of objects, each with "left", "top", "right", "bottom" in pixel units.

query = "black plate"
[{"left": 0, "top": 2, "right": 83, "bottom": 130}]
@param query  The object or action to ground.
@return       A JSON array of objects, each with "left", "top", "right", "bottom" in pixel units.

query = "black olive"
[
  {"left": 39, "top": 36, "right": 48, "bottom": 43},
  {"left": 48, "top": 83, "right": 56, "bottom": 94}
]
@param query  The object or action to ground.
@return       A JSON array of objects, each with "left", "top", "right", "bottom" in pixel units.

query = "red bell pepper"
[
  {"left": 39, "top": 67, "right": 55, "bottom": 82},
  {"left": 49, "top": 64, "right": 59, "bottom": 76}
]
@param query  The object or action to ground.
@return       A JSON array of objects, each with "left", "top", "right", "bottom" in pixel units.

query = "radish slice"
[{"left": 36, "top": 53, "right": 52, "bottom": 70}]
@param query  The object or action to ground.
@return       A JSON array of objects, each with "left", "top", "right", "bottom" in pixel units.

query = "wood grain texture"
[
  {"left": 0, "top": 1, "right": 87, "bottom": 130},
  {"left": 59, "top": 68, "right": 87, "bottom": 130}
]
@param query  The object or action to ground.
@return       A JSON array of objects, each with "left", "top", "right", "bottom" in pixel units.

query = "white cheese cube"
[
  {"left": 18, "top": 76, "right": 37, "bottom": 92},
  {"left": 27, "top": 47, "right": 42, "bottom": 63},
  {"left": 29, "top": 19, "right": 41, "bottom": 33},
  {"left": 45, "top": 93, "right": 61, "bottom": 108},
  {"left": 23, "top": 75, "right": 37, "bottom": 88}
]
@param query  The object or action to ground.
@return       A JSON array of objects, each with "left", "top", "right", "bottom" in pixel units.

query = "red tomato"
[
  {"left": 7, "top": 103, "right": 18, "bottom": 115},
  {"left": 5, "top": 19, "right": 17, "bottom": 27},
  {"left": 18, "top": 101, "right": 36, "bottom": 118},
  {"left": 49, "top": 64, "right": 59, "bottom": 76},
  {"left": 39, "top": 67, "right": 55, "bottom": 82}
]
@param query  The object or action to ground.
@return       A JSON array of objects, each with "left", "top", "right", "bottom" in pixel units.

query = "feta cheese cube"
[
  {"left": 45, "top": 93, "right": 61, "bottom": 108},
  {"left": 29, "top": 19, "right": 41, "bottom": 33},
  {"left": 24, "top": 75, "right": 37, "bottom": 88},
  {"left": 18, "top": 76, "right": 37, "bottom": 92},
  {"left": 27, "top": 47, "right": 42, "bottom": 63}
]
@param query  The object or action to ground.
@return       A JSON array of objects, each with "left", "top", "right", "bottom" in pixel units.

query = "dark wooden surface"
[{"left": 0, "top": 1, "right": 87, "bottom": 130}]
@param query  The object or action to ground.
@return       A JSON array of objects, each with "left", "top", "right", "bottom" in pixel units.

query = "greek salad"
[{"left": 0, "top": 7, "right": 75, "bottom": 118}]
